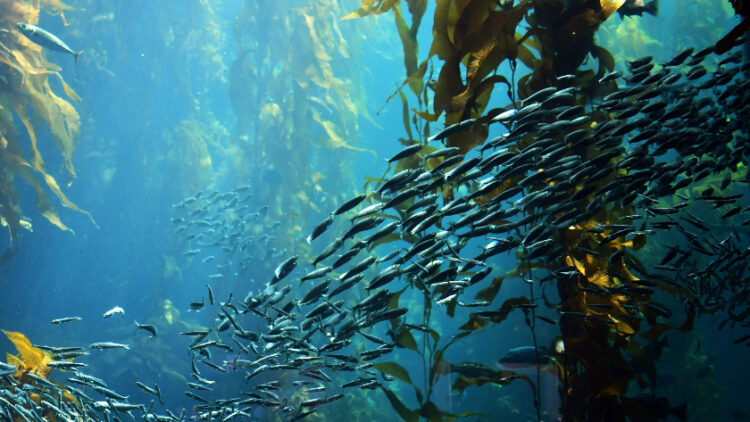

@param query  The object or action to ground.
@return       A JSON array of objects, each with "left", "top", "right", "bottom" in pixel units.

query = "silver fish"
[
  {"left": 90, "top": 342, "right": 130, "bottom": 350},
  {"left": 50, "top": 316, "right": 82, "bottom": 324},
  {"left": 16, "top": 23, "right": 82, "bottom": 63},
  {"left": 102, "top": 306, "right": 125, "bottom": 318}
]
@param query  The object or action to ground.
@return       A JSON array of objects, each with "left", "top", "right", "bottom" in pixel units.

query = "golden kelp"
[
  {"left": 3, "top": 329, "right": 82, "bottom": 409},
  {"left": 0, "top": 0, "right": 92, "bottom": 247},
  {"left": 3, "top": 330, "right": 53, "bottom": 378}
]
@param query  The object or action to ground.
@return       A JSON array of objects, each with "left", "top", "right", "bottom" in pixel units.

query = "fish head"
[{"left": 16, "top": 23, "right": 35, "bottom": 35}]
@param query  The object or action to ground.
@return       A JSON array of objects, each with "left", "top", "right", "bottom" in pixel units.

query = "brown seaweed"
[
  {"left": 0, "top": 0, "right": 93, "bottom": 248},
  {"left": 3, "top": 330, "right": 54, "bottom": 379}
]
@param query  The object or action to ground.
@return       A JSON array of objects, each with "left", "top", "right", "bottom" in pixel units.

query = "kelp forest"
[
  {"left": 1, "top": 0, "right": 749, "bottom": 421},
  {"left": 0, "top": 0, "right": 93, "bottom": 258},
  {"left": 229, "top": 0, "right": 373, "bottom": 263}
]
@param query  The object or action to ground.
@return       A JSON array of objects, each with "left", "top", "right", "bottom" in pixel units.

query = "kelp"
[
  {"left": 0, "top": 0, "right": 92, "bottom": 250},
  {"left": 345, "top": 0, "right": 622, "bottom": 154},
  {"left": 128, "top": 0, "right": 232, "bottom": 199},
  {"left": 229, "top": 0, "right": 373, "bottom": 279},
  {"left": 343, "top": 0, "right": 401, "bottom": 20},
  {"left": 178, "top": 0, "right": 227, "bottom": 83},
  {"left": 371, "top": 292, "right": 509, "bottom": 421},
  {"left": 2, "top": 330, "right": 81, "bottom": 414},
  {"left": 597, "top": 16, "right": 662, "bottom": 71},
  {"left": 3, "top": 330, "right": 53, "bottom": 378},
  {"left": 164, "top": 118, "right": 221, "bottom": 197}
]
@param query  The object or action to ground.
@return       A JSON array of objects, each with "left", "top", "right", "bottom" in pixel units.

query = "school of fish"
[{"left": 1, "top": 35, "right": 749, "bottom": 422}]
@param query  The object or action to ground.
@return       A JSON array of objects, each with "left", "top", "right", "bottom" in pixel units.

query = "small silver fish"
[
  {"left": 92, "top": 401, "right": 142, "bottom": 411},
  {"left": 46, "top": 361, "right": 87, "bottom": 369},
  {"left": 16, "top": 23, "right": 82, "bottom": 63},
  {"left": 51, "top": 316, "right": 82, "bottom": 324},
  {"left": 90, "top": 342, "right": 130, "bottom": 350},
  {"left": 102, "top": 306, "right": 125, "bottom": 318}
]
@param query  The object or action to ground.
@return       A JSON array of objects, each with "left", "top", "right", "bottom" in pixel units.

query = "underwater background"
[{"left": 1, "top": 0, "right": 749, "bottom": 421}]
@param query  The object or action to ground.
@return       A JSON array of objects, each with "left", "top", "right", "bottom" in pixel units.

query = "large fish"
[{"left": 16, "top": 22, "right": 82, "bottom": 63}]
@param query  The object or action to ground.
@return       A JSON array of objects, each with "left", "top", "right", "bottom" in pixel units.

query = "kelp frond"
[
  {"left": 0, "top": 0, "right": 92, "bottom": 247},
  {"left": 3, "top": 330, "right": 53, "bottom": 378}
]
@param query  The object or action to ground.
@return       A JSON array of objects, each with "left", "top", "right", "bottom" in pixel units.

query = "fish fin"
[
  {"left": 74, "top": 50, "right": 83, "bottom": 64},
  {"left": 645, "top": 0, "right": 658, "bottom": 16}
]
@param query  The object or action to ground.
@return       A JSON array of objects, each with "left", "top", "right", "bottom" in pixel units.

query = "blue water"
[{"left": 1, "top": 0, "right": 748, "bottom": 420}]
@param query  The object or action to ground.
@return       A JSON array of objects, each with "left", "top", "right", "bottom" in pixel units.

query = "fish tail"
[
  {"left": 645, "top": 0, "right": 658, "bottom": 16},
  {"left": 155, "top": 384, "right": 163, "bottom": 404},
  {"left": 74, "top": 50, "right": 83, "bottom": 64}
]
